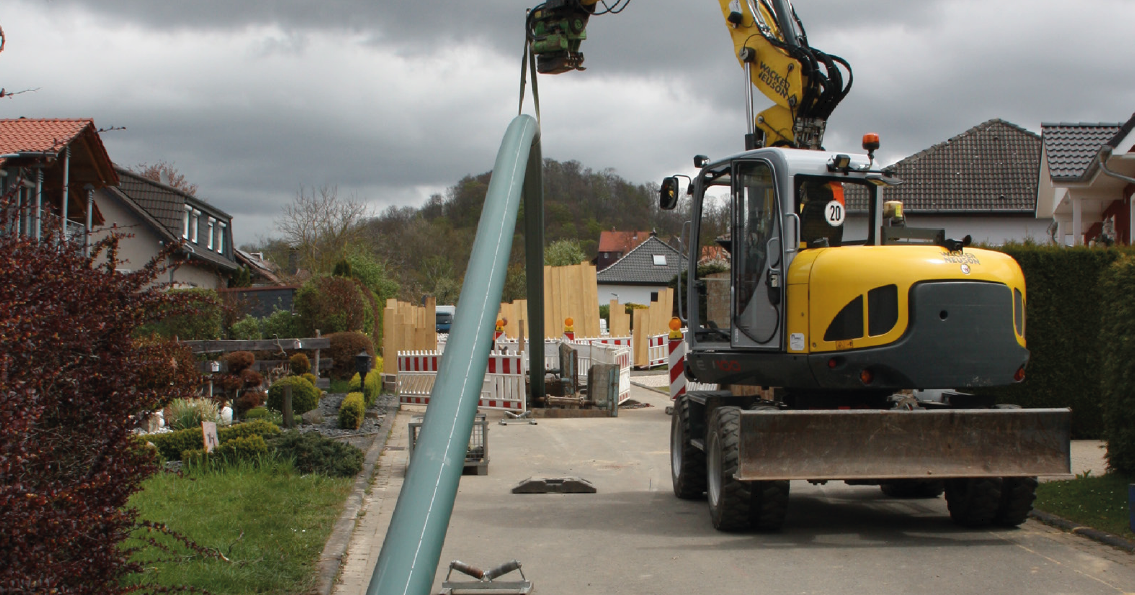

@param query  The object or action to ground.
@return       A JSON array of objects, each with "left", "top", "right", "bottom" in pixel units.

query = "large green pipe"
[{"left": 367, "top": 115, "right": 543, "bottom": 595}]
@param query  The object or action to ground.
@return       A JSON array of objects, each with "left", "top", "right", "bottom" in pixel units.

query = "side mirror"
[{"left": 660, "top": 177, "right": 680, "bottom": 210}]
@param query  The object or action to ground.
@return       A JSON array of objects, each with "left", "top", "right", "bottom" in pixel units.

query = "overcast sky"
[{"left": 3, "top": 0, "right": 1133, "bottom": 246}]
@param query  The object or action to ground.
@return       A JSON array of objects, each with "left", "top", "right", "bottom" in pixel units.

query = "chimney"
[{"left": 159, "top": 170, "right": 171, "bottom": 186}]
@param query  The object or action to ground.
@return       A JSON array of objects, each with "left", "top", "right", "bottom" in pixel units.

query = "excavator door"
[{"left": 731, "top": 159, "right": 785, "bottom": 351}]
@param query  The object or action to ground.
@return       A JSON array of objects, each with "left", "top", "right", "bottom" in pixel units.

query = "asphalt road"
[{"left": 428, "top": 385, "right": 1135, "bottom": 595}]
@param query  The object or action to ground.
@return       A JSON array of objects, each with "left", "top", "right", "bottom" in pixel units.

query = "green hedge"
[
  {"left": 339, "top": 392, "right": 365, "bottom": 430},
  {"left": 147, "top": 419, "right": 281, "bottom": 461},
  {"left": 980, "top": 244, "right": 1131, "bottom": 439},
  {"left": 268, "top": 430, "right": 364, "bottom": 477},
  {"left": 1099, "top": 254, "right": 1135, "bottom": 473}
]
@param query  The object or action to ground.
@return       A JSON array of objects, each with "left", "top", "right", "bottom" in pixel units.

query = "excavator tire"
[
  {"left": 880, "top": 480, "right": 945, "bottom": 499},
  {"left": 749, "top": 480, "right": 790, "bottom": 531},
  {"left": 671, "top": 394, "right": 706, "bottom": 500},
  {"left": 995, "top": 477, "right": 1038, "bottom": 527},
  {"left": 707, "top": 406, "right": 751, "bottom": 531},
  {"left": 945, "top": 478, "right": 1002, "bottom": 527}
]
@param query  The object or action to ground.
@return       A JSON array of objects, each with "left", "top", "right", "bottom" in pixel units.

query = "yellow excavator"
[{"left": 528, "top": 0, "right": 1070, "bottom": 531}]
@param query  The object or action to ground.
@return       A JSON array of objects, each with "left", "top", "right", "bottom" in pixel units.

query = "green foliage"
[
  {"left": 269, "top": 430, "right": 365, "bottom": 478},
  {"left": 345, "top": 251, "right": 400, "bottom": 303},
  {"left": 347, "top": 372, "right": 361, "bottom": 393},
  {"left": 544, "top": 239, "right": 587, "bottom": 266},
  {"left": 231, "top": 265, "right": 252, "bottom": 288},
  {"left": 141, "top": 288, "right": 224, "bottom": 340},
  {"left": 598, "top": 304, "right": 609, "bottom": 324},
  {"left": 234, "top": 390, "right": 266, "bottom": 415},
  {"left": 266, "top": 376, "right": 320, "bottom": 416},
  {"left": 294, "top": 276, "right": 374, "bottom": 338},
  {"left": 147, "top": 419, "right": 281, "bottom": 461},
  {"left": 338, "top": 392, "right": 365, "bottom": 430},
  {"left": 229, "top": 314, "right": 261, "bottom": 340},
  {"left": 165, "top": 398, "right": 220, "bottom": 431},
  {"left": 363, "top": 367, "right": 383, "bottom": 406},
  {"left": 326, "top": 331, "right": 375, "bottom": 381},
  {"left": 1099, "top": 254, "right": 1135, "bottom": 473},
  {"left": 290, "top": 353, "right": 311, "bottom": 375},
  {"left": 332, "top": 259, "right": 352, "bottom": 277},
  {"left": 182, "top": 434, "right": 269, "bottom": 468},
  {"left": 260, "top": 308, "right": 299, "bottom": 339},
  {"left": 978, "top": 244, "right": 1126, "bottom": 438},
  {"left": 329, "top": 378, "right": 351, "bottom": 393},
  {"left": 242, "top": 406, "right": 271, "bottom": 420}
]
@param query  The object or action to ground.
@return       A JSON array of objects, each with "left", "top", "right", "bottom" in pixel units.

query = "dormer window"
[
  {"left": 183, "top": 205, "right": 192, "bottom": 239},
  {"left": 191, "top": 209, "right": 201, "bottom": 243},
  {"left": 207, "top": 217, "right": 215, "bottom": 250},
  {"left": 217, "top": 221, "right": 226, "bottom": 254}
]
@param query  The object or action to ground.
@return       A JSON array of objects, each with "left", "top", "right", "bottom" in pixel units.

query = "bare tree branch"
[{"left": 274, "top": 185, "right": 371, "bottom": 275}]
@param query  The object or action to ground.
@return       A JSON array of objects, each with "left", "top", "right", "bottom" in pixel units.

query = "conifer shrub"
[
  {"left": 269, "top": 430, "right": 364, "bottom": 478},
  {"left": 267, "top": 376, "right": 320, "bottom": 416},
  {"left": 222, "top": 350, "right": 256, "bottom": 374},
  {"left": 347, "top": 372, "right": 362, "bottom": 393},
  {"left": 339, "top": 392, "right": 366, "bottom": 430},
  {"left": 363, "top": 368, "right": 383, "bottom": 406},
  {"left": 290, "top": 353, "right": 312, "bottom": 375},
  {"left": 182, "top": 434, "right": 269, "bottom": 468},
  {"left": 234, "top": 389, "right": 267, "bottom": 415},
  {"left": 1099, "top": 254, "right": 1135, "bottom": 474},
  {"left": 146, "top": 419, "right": 281, "bottom": 461}
]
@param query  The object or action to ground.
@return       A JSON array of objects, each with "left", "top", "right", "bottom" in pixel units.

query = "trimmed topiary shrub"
[
  {"left": 222, "top": 351, "right": 255, "bottom": 374},
  {"left": 326, "top": 331, "right": 375, "bottom": 381},
  {"left": 182, "top": 434, "right": 269, "bottom": 468},
  {"left": 234, "top": 390, "right": 266, "bottom": 415},
  {"left": 229, "top": 314, "right": 261, "bottom": 340},
  {"left": 347, "top": 372, "right": 361, "bottom": 393},
  {"left": 290, "top": 353, "right": 311, "bottom": 375},
  {"left": 146, "top": 419, "right": 281, "bottom": 461},
  {"left": 269, "top": 430, "right": 364, "bottom": 478},
  {"left": 239, "top": 368, "right": 263, "bottom": 389},
  {"left": 339, "top": 392, "right": 365, "bottom": 430},
  {"left": 243, "top": 406, "right": 270, "bottom": 420},
  {"left": 363, "top": 368, "right": 382, "bottom": 406},
  {"left": 266, "top": 376, "right": 320, "bottom": 416},
  {"left": 1099, "top": 254, "right": 1135, "bottom": 474}
]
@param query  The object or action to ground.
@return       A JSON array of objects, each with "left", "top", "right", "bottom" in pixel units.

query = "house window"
[
  {"left": 652, "top": 254, "right": 667, "bottom": 266},
  {"left": 217, "top": 222, "right": 226, "bottom": 254},
  {"left": 651, "top": 291, "right": 659, "bottom": 302},
  {"left": 207, "top": 217, "right": 215, "bottom": 250},
  {"left": 191, "top": 209, "right": 201, "bottom": 243},
  {"left": 183, "top": 205, "right": 191, "bottom": 239}
]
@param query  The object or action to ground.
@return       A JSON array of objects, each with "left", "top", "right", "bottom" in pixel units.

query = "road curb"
[
  {"left": 1029, "top": 509, "right": 1135, "bottom": 553},
  {"left": 311, "top": 398, "right": 399, "bottom": 595}
]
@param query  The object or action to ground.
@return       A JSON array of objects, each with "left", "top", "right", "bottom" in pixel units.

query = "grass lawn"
[
  {"left": 1035, "top": 472, "right": 1134, "bottom": 539},
  {"left": 124, "top": 458, "right": 353, "bottom": 594}
]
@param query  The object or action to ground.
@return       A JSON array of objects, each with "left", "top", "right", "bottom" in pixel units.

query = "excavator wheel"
[
  {"left": 995, "top": 477, "right": 1038, "bottom": 527},
  {"left": 945, "top": 478, "right": 1002, "bottom": 527},
  {"left": 671, "top": 394, "right": 706, "bottom": 500},
  {"left": 880, "top": 480, "right": 945, "bottom": 499},
  {"left": 707, "top": 406, "right": 751, "bottom": 531}
]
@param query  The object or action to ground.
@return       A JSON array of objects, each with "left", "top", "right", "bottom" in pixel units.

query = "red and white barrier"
[
  {"left": 589, "top": 343, "right": 633, "bottom": 404},
  {"left": 397, "top": 351, "right": 526, "bottom": 413},
  {"left": 666, "top": 329, "right": 719, "bottom": 399},
  {"left": 646, "top": 333, "right": 669, "bottom": 368}
]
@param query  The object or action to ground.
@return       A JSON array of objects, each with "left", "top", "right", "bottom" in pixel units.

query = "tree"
[
  {"left": 275, "top": 185, "right": 370, "bottom": 275},
  {"left": 545, "top": 239, "right": 587, "bottom": 266},
  {"left": 0, "top": 210, "right": 202, "bottom": 592},
  {"left": 131, "top": 160, "right": 199, "bottom": 196}
]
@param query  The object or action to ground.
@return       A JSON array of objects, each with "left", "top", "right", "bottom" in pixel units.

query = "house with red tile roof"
[
  {"left": 0, "top": 118, "right": 118, "bottom": 251},
  {"left": 1035, "top": 113, "right": 1135, "bottom": 246},
  {"left": 595, "top": 229, "right": 652, "bottom": 271}
]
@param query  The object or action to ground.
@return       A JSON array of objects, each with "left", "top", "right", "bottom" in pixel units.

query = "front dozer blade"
[{"left": 737, "top": 408, "right": 1071, "bottom": 481}]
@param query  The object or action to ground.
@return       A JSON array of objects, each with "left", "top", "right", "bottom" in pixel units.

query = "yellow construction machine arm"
[{"left": 527, "top": 0, "right": 851, "bottom": 149}]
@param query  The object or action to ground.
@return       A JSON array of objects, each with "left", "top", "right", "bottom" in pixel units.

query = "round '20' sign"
[{"left": 825, "top": 200, "right": 845, "bottom": 227}]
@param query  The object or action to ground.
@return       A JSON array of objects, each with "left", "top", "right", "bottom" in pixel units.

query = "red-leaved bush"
[{"left": 0, "top": 207, "right": 203, "bottom": 592}]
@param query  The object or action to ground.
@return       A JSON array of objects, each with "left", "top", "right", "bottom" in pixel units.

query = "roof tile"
[
  {"left": 1041, "top": 121, "right": 1125, "bottom": 180},
  {"left": 597, "top": 234, "right": 686, "bottom": 285}
]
